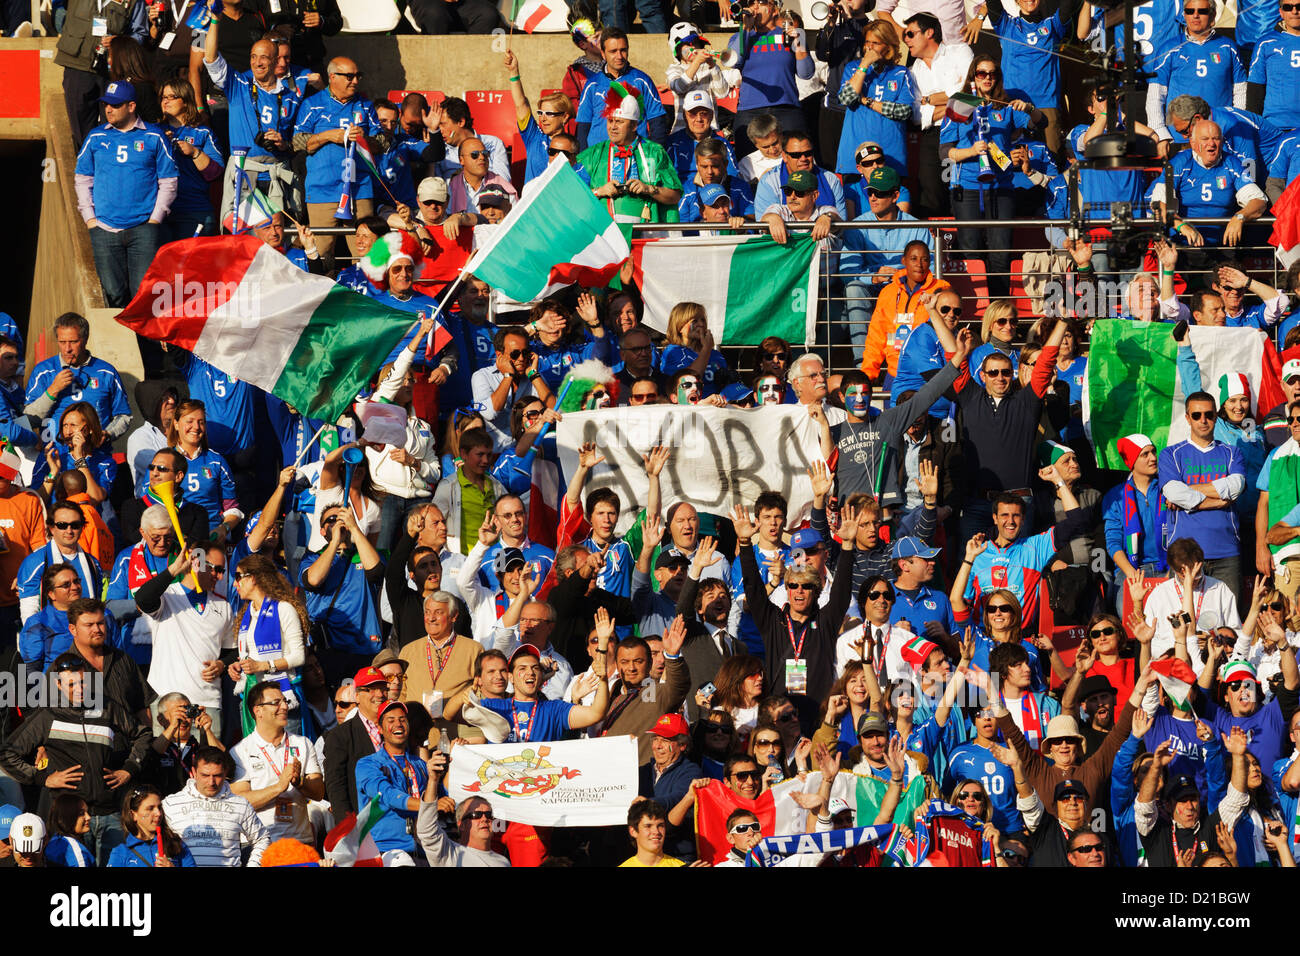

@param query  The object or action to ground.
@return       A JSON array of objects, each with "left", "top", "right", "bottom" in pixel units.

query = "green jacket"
[
  {"left": 55, "top": 0, "right": 141, "bottom": 73},
  {"left": 577, "top": 138, "right": 682, "bottom": 224}
]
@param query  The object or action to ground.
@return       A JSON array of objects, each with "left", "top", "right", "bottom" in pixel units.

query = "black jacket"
[
  {"left": 385, "top": 528, "right": 471, "bottom": 646},
  {"left": 675, "top": 573, "right": 736, "bottom": 721},
  {"left": 118, "top": 494, "right": 210, "bottom": 549},
  {"left": 323, "top": 714, "right": 376, "bottom": 816},
  {"left": 0, "top": 702, "right": 151, "bottom": 816},
  {"left": 738, "top": 544, "right": 856, "bottom": 730},
  {"left": 548, "top": 569, "right": 638, "bottom": 671}
]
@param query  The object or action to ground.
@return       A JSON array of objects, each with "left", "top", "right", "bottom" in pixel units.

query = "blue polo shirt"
[
  {"left": 940, "top": 104, "right": 1033, "bottom": 190},
  {"left": 989, "top": 7, "right": 1068, "bottom": 107},
  {"left": 206, "top": 56, "right": 303, "bottom": 158},
  {"left": 890, "top": 584, "right": 957, "bottom": 637},
  {"left": 294, "top": 91, "right": 383, "bottom": 203},
  {"left": 166, "top": 124, "right": 224, "bottom": 216},
  {"left": 964, "top": 530, "right": 1059, "bottom": 628},
  {"left": 665, "top": 131, "right": 739, "bottom": 181},
  {"left": 1153, "top": 35, "right": 1245, "bottom": 114},
  {"left": 75, "top": 121, "right": 178, "bottom": 229},
  {"left": 299, "top": 555, "right": 383, "bottom": 656},
  {"left": 31, "top": 444, "right": 116, "bottom": 499},
  {"left": 16, "top": 544, "right": 103, "bottom": 612},
  {"left": 25, "top": 355, "right": 131, "bottom": 436},
  {"left": 176, "top": 447, "right": 237, "bottom": 528},
  {"left": 1249, "top": 31, "right": 1300, "bottom": 130},
  {"left": 175, "top": 353, "right": 256, "bottom": 457},
  {"left": 1150, "top": 150, "right": 1255, "bottom": 243},
  {"left": 479, "top": 541, "right": 555, "bottom": 593}
]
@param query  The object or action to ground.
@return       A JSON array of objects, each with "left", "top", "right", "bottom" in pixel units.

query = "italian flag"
[
  {"left": 1084, "top": 324, "right": 1285, "bottom": 470},
  {"left": 323, "top": 794, "right": 385, "bottom": 866},
  {"left": 944, "top": 92, "right": 982, "bottom": 123},
  {"left": 115, "top": 236, "right": 416, "bottom": 423},
  {"left": 464, "top": 157, "right": 629, "bottom": 302},
  {"left": 1150, "top": 658, "right": 1197, "bottom": 710},
  {"left": 1267, "top": 437, "right": 1300, "bottom": 566},
  {"left": 632, "top": 234, "right": 821, "bottom": 347},
  {"left": 1270, "top": 176, "right": 1300, "bottom": 268},
  {"left": 899, "top": 634, "right": 939, "bottom": 669}
]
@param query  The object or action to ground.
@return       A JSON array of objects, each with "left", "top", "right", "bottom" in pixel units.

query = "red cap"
[
  {"left": 377, "top": 700, "right": 408, "bottom": 721},
  {"left": 649, "top": 713, "right": 691, "bottom": 738},
  {"left": 353, "top": 666, "right": 387, "bottom": 689},
  {"left": 508, "top": 643, "right": 544, "bottom": 666}
]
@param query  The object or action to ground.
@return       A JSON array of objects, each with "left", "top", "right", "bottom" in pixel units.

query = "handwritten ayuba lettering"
[{"left": 557, "top": 406, "right": 823, "bottom": 533}]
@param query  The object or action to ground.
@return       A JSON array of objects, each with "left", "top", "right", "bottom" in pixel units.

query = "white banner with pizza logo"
[{"left": 446, "top": 735, "right": 639, "bottom": 827}]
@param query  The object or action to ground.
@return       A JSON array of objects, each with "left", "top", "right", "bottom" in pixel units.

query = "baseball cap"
[
  {"left": 681, "top": 89, "right": 715, "bottom": 113},
  {"left": 893, "top": 535, "right": 940, "bottom": 560},
  {"left": 1053, "top": 778, "right": 1089, "bottom": 802},
  {"left": 720, "top": 382, "right": 753, "bottom": 404},
  {"left": 1285, "top": 358, "right": 1300, "bottom": 382},
  {"left": 785, "top": 169, "right": 816, "bottom": 193},
  {"left": 650, "top": 713, "right": 691, "bottom": 738},
  {"left": 353, "top": 666, "right": 387, "bottom": 690},
  {"left": 790, "top": 528, "right": 824, "bottom": 550},
  {"left": 493, "top": 546, "right": 527, "bottom": 575},
  {"left": 100, "top": 80, "right": 136, "bottom": 105},
  {"left": 417, "top": 176, "right": 449, "bottom": 203},
  {"left": 377, "top": 700, "right": 408, "bottom": 721},
  {"left": 855, "top": 141, "right": 885, "bottom": 165},
  {"left": 9, "top": 813, "right": 44, "bottom": 854},
  {"left": 478, "top": 184, "right": 513, "bottom": 211},
  {"left": 856, "top": 712, "right": 889, "bottom": 737},
  {"left": 1163, "top": 774, "right": 1200, "bottom": 802},
  {"left": 509, "top": 642, "right": 544, "bottom": 666},
  {"left": 0, "top": 804, "right": 19, "bottom": 840},
  {"left": 370, "top": 648, "right": 408, "bottom": 673},
  {"left": 654, "top": 550, "right": 690, "bottom": 572},
  {"left": 698, "top": 183, "right": 731, "bottom": 207},
  {"left": 867, "top": 166, "right": 901, "bottom": 192},
  {"left": 827, "top": 797, "right": 853, "bottom": 817}
]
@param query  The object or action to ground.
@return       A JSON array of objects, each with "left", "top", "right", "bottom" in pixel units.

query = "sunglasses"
[
  {"left": 465, "top": 809, "right": 494, "bottom": 820},
  {"left": 332, "top": 71, "right": 363, "bottom": 80},
  {"left": 53, "top": 520, "right": 85, "bottom": 530},
  {"left": 320, "top": 516, "right": 341, "bottom": 528},
  {"left": 1183, "top": 4, "right": 1211, "bottom": 11},
  {"left": 1188, "top": 410, "right": 1215, "bottom": 421},
  {"left": 1000, "top": 849, "right": 1028, "bottom": 863},
  {"left": 148, "top": 464, "right": 174, "bottom": 472},
  {"left": 1071, "top": 842, "right": 1104, "bottom": 854},
  {"left": 987, "top": 603, "right": 1016, "bottom": 614},
  {"left": 785, "top": 149, "right": 815, "bottom": 159},
  {"left": 1264, "top": 601, "right": 1286, "bottom": 611},
  {"left": 984, "top": 368, "right": 1013, "bottom": 379},
  {"left": 866, "top": 188, "right": 897, "bottom": 199},
  {"left": 857, "top": 157, "right": 884, "bottom": 167},
  {"left": 1226, "top": 680, "right": 1254, "bottom": 691},
  {"left": 992, "top": 317, "right": 1015, "bottom": 326},
  {"left": 705, "top": 724, "right": 730, "bottom": 734},
  {"left": 523, "top": 409, "right": 543, "bottom": 422},
  {"left": 1288, "top": 415, "right": 1300, "bottom": 424},
  {"left": 783, "top": 188, "right": 815, "bottom": 198},
  {"left": 334, "top": 697, "right": 356, "bottom": 707},
  {"left": 1088, "top": 626, "right": 1117, "bottom": 638},
  {"left": 507, "top": 348, "right": 532, "bottom": 361},
  {"left": 957, "top": 790, "right": 986, "bottom": 802},
  {"left": 753, "top": 737, "right": 782, "bottom": 747},
  {"left": 975, "top": 69, "right": 998, "bottom": 78},
  {"left": 1284, "top": 2, "right": 1300, "bottom": 9},
  {"left": 865, "top": 589, "right": 894, "bottom": 602},
  {"left": 902, "top": 28, "right": 919, "bottom": 37},
  {"left": 787, "top": 582, "right": 817, "bottom": 591},
  {"left": 465, "top": 150, "right": 487, "bottom": 159},
  {"left": 766, "top": 351, "right": 791, "bottom": 362},
  {"left": 536, "top": 109, "right": 565, "bottom": 118},
  {"left": 623, "top": 343, "right": 653, "bottom": 353},
  {"left": 547, "top": 147, "right": 574, "bottom": 158},
  {"left": 631, "top": 391, "right": 658, "bottom": 402},
  {"left": 937, "top": 305, "right": 963, "bottom": 316},
  {"left": 209, "top": 566, "right": 227, "bottom": 577},
  {"left": 420, "top": 198, "right": 445, "bottom": 207},
  {"left": 731, "top": 770, "right": 763, "bottom": 782},
  {"left": 729, "top": 821, "right": 762, "bottom": 834},
  {"left": 679, "top": 379, "right": 700, "bottom": 390}
]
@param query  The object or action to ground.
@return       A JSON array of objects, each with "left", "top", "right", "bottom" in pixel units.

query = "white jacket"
[
  {"left": 162, "top": 779, "right": 270, "bottom": 867},
  {"left": 365, "top": 345, "right": 440, "bottom": 498},
  {"left": 432, "top": 472, "right": 506, "bottom": 556}
]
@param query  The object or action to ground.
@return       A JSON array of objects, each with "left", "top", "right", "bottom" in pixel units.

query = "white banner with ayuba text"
[
  {"left": 447, "top": 736, "right": 638, "bottom": 827},
  {"left": 557, "top": 405, "right": 824, "bottom": 536}
]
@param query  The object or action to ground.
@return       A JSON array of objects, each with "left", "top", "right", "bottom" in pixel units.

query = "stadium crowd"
[{"left": 0, "top": 0, "right": 1299, "bottom": 869}]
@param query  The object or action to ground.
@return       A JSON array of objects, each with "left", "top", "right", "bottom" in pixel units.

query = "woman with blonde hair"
[
  {"left": 658, "top": 301, "right": 732, "bottom": 395},
  {"left": 169, "top": 399, "right": 241, "bottom": 539},
  {"left": 228, "top": 553, "right": 313, "bottom": 737},
  {"left": 158, "top": 76, "right": 223, "bottom": 241},
  {"left": 835, "top": 19, "right": 915, "bottom": 177},
  {"left": 970, "top": 298, "right": 1021, "bottom": 386}
]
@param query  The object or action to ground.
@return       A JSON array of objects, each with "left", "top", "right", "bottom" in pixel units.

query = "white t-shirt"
[
  {"left": 1143, "top": 575, "right": 1241, "bottom": 675},
  {"left": 146, "top": 585, "right": 235, "bottom": 708},
  {"left": 231, "top": 730, "right": 321, "bottom": 844}
]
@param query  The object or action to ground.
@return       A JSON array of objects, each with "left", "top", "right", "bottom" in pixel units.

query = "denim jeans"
[
  {"left": 88, "top": 222, "right": 161, "bottom": 308},
  {"left": 951, "top": 186, "right": 1014, "bottom": 298},
  {"left": 377, "top": 493, "right": 426, "bottom": 555},
  {"left": 162, "top": 212, "right": 217, "bottom": 243},
  {"left": 88, "top": 811, "right": 125, "bottom": 866},
  {"left": 844, "top": 278, "right": 879, "bottom": 354}
]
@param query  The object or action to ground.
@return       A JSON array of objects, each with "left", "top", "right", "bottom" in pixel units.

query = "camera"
[{"left": 183, "top": 704, "right": 202, "bottom": 720}]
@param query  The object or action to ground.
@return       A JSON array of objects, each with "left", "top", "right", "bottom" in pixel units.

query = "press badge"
[
  {"left": 269, "top": 0, "right": 281, "bottom": 11},
  {"left": 158, "top": 30, "right": 176, "bottom": 50},
  {"left": 785, "top": 658, "right": 808, "bottom": 694},
  {"left": 92, "top": 16, "right": 109, "bottom": 35},
  {"left": 274, "top": 797, "right": 294, "bottom": 823}
]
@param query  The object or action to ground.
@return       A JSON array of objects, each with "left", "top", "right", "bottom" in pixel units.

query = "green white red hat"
[
  {"left": 603, "top": 81, "right": 643, "bottom": 123},
  {"left": 360, "top": 232, "right": 423, "bottom": 289},
  {"left": 1037, "top": 440, "right": 1071, "bottom": 467},
  {"left": 1217, "top": 372, "right": 1250, "bottom": 407},
  {"left": 1116, "top": 433, "right": 1153, "bottom": 469},
  {"left": 1218, "top": 659, "right": 1257, "bottom": 684}
]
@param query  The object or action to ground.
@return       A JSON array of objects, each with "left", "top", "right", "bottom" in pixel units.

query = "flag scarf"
[
  {"left": 631, "top": 234, "right": 821, "bottom": 347},
  {"left": 856, "top": 773, "right": 928, "bottom": 827},
  {"left": 1151, "top": 658, "right": 1198, "bottom": 710},
  {"left": 914, "top": 800, "right": 995, "bottom": 866},
  {"left": 1121, "top": 473, "right": 1167, "bottom": 573},
  {"left": 322, "top": 794, "right": 384, "bottom": 866},
  {"left": 944, "top": 92, "right": 982, "bottom": 123},
  {"left": 743, "top": 824, "right": 903, "bottom": 867},
  {"left": 1267, "top": 437, "right": 1300, "bottom": 565},
  {"left": 115, "top": 236, "right": 417, "bottom": 422},
  {"left": 695, "top": 773, "right": 857, "bottom": 864},
  {"left": 464, "top": 158, "right": 629, "bottom": 302},
  {"left": 528, "top": 456, "right": 564, "bottom": 550},
  {"left": 224, "top": 156, "right": 281, "bottom": 234},
  {"left": 336, "top": 140, "right": 357, "bottom": 221},
  {"left": 414, "top": 228, "right": 473, "bottom": 293},
  {"left": 1270, "top": 176, "right": 1300, "bottom": 269},
  {"left": 1085, "top": 324, "right": 1285, "bottom": 469}
]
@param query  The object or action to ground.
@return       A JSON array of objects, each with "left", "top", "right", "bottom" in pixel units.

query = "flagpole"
[{"left": 292, "top": 421, "right": 331, "bottom": 469}]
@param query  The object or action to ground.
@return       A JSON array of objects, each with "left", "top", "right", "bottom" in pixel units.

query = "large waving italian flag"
[
  {"left": 1084, "top": 323, "right": 1285, "bottom": 470},
  {"left": 464, "top": 157, "right": 629, "bottom": 302},
  {"left": 632, "top": 234, "right": 821, "bottom": 347},
  {"left": 116, "top": 236, "right": 416, "bottom": 423},
  {"left": 322, "top": 794, "right": 384, "bottom": 866}
]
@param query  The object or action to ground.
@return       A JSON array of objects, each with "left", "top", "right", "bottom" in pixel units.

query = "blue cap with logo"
[
  {"left": 790, "top": 528, "right": 823, "bottom": 550},
  {"left": 698, "top": 183, "right": 731, "bottom": 207},
  {"left": 893, "top": 536, "right": 941, "bottom": 560},
  {"left": 100, "top": 81, "right": 137, "bottom": 105},
  {"left": 492, "top": 546, "right": 527, "bottom": 575}
]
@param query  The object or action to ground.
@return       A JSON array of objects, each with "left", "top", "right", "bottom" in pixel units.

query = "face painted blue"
[{"left": 845, "top": 387, "right": 869, "bottom": 417}]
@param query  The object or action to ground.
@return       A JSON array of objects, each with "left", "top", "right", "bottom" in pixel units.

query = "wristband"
[
  {"left": 44, "top": 388, "right": 56, "bottom": 401},
  {"left": 526, "top": 370, "right": 539, "bottom": 381},
  {"left": 1076, "top": 262, "right": 1093, "bottom": 274},
  {"left": 662, "top": 652, "right": 683, "bottom": 660},
  {"left": 508, "top": 75, "right": 520, "bottom": 82}
]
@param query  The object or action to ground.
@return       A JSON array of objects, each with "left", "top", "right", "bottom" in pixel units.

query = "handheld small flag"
[
  {"left": 1150, "top": 658, "right": 1197, "bottom": 710},
  {"left": 944, "top": 92, "right": 982, "bottom": 123}
]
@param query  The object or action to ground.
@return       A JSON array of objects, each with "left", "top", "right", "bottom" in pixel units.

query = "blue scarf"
[{"left": 1121, "top": 474, "right": 1166, "bottom": 573}]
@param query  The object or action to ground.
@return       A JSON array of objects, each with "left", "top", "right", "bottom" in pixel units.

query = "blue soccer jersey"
[
  {"left": 294, "top": 91, "right": 384, "bottom": 203},
  {"left": 1248, "top": 32, "right": 1300, "bottom": 129},
  {"left": 946, "top": 742, "right": 1022, "bottom": 833},
  {"left": 176, "top": 352, "right": 256, "bottom": 457},
  {"left": 964, "top": 529, "right": 1060, "bottom": 627},
  {"left": 74, "top": 122, "right": 178, "bottom": 229}
]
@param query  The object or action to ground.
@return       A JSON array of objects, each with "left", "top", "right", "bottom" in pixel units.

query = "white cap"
[
  {"left": 9, "top": 813, "right": 44, "bottom": 854},
  {"left": 827, "top": 797, "right": 853, "bottom": 817},
  {"left": 682, "top": 89, "right": 715, "bottom": 114}
]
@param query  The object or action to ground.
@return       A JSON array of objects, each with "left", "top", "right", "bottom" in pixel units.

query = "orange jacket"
[
  {"left": 69, "top": 492, "right": 114, "bottom": 573},
  {"left": 0, "top": 488, "right": 47, "bottom": 606},
  {"left": 859, "top": 270, "right": 951, "bottom": 379}
]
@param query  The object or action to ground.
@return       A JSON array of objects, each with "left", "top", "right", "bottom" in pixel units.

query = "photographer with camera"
[
  {"left": 148, "top": 692, "right": 225, "bottom": 796},
  {"left": 728, "top": 0, "right": 813, "bottom": 156},
  {"left": 204, "top": 15, "right": 306, "bottom": 227}
]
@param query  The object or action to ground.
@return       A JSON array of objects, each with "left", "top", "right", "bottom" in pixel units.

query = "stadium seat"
[
  {"left": 388, "top": 90, "right": 446, "bottom": 107},
  {"left": 1010, "top": 258, "right": 1035, "bottom": 315},
  {"left": 466, "top": 90, "right": 525, "bottom": 188},
  {"left": 339, "top": 0, "right": 400, "bottom": 32},
  {"left": 940, "top": 256, "right": 990, "bottom": 315}
]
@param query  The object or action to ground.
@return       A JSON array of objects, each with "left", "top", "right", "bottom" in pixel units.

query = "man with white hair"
[
  {"left": 789, "top": 354, "right": 844, "bottom": 459},
  {"left": 1149, "top": 119, "right": 1267, "bottom": 248},
  {"left": 398, "top": 590, "right": 483, "bottom": 743}
]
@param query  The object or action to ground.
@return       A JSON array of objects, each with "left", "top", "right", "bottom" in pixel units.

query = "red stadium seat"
[
  {"left": 388, "top": 89, "right": 445, "bottom": 107},
  {"left": 1010, "top": 258, "right": 1034, "bottom": 315},
  {"left": 658, "top": 85, "right": 675, "bottom": 108},
  {"left": 466, "top": 90, "right": 526, "bottom": 188},
  {"left": 940, "top": 256, "right": 990, "bottom": 315}
]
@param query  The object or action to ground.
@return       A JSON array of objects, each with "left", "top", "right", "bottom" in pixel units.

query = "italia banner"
[{"left": 446, "top": 735, "right": 638, "bottom": 827}]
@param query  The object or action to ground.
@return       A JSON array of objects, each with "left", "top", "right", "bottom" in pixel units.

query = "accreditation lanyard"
[{"left": 425, "top": 636, "right": 456, "bottom": 687}]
